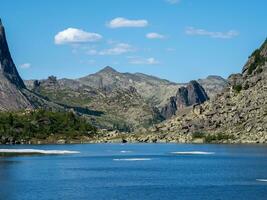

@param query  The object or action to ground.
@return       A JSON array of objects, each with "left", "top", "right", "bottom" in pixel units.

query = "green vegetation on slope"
[
  {"left": 233, "top": 84, "right": 242, "bottom": 93},
  {"left": 192, "top": 132, "right": 235, "bottom": 143},
  {"left": 0, "top": 109, "right": 97, "bottom": 144},
  {"left": 248, "top": 39, "right": 267, "bottom": 75}
]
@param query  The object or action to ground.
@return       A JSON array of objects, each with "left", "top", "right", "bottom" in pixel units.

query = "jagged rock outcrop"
[
  {"left": 153, "top": 38, "right": 267, "bottom": 143},
  {"left": 161, "top": 81, "right": 209, "bottom": 119},
  {"left": 177, "top": 80, "right": 209, "bottom": 108},
  {"left": 160, "top": 96, "right": 177, "bottom": 119}
]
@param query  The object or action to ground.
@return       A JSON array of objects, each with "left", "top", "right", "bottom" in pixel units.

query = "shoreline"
[{"left": 1, "top": 134, "right": 266, "bottom": 145}]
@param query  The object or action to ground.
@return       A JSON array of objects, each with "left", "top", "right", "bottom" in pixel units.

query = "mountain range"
[
  {"left": 24, "top": 65, "right": 227, "bottom": 130},
  {"left": 2, "top": 19, "right": 266, "bottom": 142}
]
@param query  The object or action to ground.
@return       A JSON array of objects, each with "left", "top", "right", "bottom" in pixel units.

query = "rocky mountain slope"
[
  {"left": 198, "top": 75, "right": 228, "bottom": 99},
  {"left": 152, "top": 39, "right": 267, "bottom": 143},
  {"left": 78, "top": 67, "right": 227, "bottom": 108},
  {"left": 26, "top": 76, "right": 164, "bottom": 131},
  {"left": 25, "top": 67, "right": 227, "bottom": 131},
  {"left": 26, "top": 66, "right": 227, "bottom": 118},
  {"left": 78, "top": 66, "right": 183, "bottom": 108}
]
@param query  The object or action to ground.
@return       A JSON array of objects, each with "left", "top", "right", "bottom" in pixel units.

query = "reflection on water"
[{"left": 0, "top": 144, "right": 267, "bottom": 200}]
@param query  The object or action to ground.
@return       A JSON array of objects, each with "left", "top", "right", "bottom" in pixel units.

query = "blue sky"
[{"left": 1, "top": 0, "right": 267, "bottom": 82}]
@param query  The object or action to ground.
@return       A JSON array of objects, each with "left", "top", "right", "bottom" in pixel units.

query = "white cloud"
[
  {"left": 55, "top": 28, "right": 102, "bottom": 44},
  {"left": 166, "top": 0, "right": 180, "bottom": 4},
  {"left": 107, "top": 17, "right": 148, "bottom": 28},
  {"left": 146, "top": 32, "right": 165, "bottom": 39},
  {"left": 19, "top": 63, "right": 31, "bottom": 69},
  {"left": 86, "top": 43, "right": 135, "bottom": 56},
  {"left": 99, "top": 43, "right": 135, "bottom": 55},
  {"left": 129, "top": 57, "right": 160, "bottom": 65},
  {"left": 185, "top": 27, "right": 239, "bottom": 39}
]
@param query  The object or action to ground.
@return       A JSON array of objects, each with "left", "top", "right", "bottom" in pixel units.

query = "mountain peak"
[
  {"left": 99, "top": 66, "right": 117, "bottom": 73},
  {"left": 0, "top": 19, "right": 26, "bottom": 88}
]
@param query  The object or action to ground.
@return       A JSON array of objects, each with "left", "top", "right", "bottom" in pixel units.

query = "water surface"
[{"left": 0, "top": 144, "right": 267, "bottom": 200}]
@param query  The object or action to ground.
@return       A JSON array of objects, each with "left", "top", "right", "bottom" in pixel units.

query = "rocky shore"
[{"left": 2, "top": 130, "right": 266, "bottom": 145}]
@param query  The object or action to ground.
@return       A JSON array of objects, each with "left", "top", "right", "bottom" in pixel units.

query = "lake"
[{"left": 0, "top": 144, "right": 267, "bottom": 200}]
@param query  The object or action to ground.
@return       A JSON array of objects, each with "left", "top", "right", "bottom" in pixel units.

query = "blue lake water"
[{"left": 0, "top": 144, "right": 267, "bottom": 200}]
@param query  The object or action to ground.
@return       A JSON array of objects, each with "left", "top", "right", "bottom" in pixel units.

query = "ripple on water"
[
  {"left": 113, "top": 158, "right": 152, "bottom": 161},
  {"left": 171, "top": 151, "right": 215, "bottom": 155},
  {"left": 0, "top": 149, "right": 80, "bottom": 155}
]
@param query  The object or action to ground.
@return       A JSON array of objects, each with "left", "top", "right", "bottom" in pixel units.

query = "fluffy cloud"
[
  {"left": 146, "top": 32, "right": 165, "bottom": 39},
  {"left": 55, "top": 28, "right": 102, "bottom": 44},
  {"left": 166, "top": 0, "right": 180, "bottom": 4},
  {"left": 19, "top": 63, "right": 31, "bottom": 69},
  {"left": 107, "top": 17, "right": 148, "bottom": 28},
  {"left": 185, "top": 27, "right": 239, "bottom": 39},
  {"left": 129, "top": 57, "right": 160, "bottom": 65},
  {"left": 87, "top": 43, "right": 135, "bottom": 56}
]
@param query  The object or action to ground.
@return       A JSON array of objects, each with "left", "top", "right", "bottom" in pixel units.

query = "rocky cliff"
[
  {"left": 152, "top": 39, "right": 267, "bottom": 143},
  {"left": 161, "top": 81, "right": 209, "bottom": 119},
  {"left": 0, "top": 19, "right": 33, "bottom": 110}
]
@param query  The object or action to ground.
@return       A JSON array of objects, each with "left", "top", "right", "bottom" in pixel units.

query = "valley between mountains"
[{"left": 0, "top": 19, "right": 266, "bottom": 144}]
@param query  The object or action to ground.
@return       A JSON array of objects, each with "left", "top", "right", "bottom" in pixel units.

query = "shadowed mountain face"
[
  {"left": 0, "top": 19, "right": 32, "bottom": 110},
  {"left": 0, "top": 20, "right": 25, "bottom": 88},
  {"left": 154, "top": 38, "right": 267, "bottom": 137}
]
